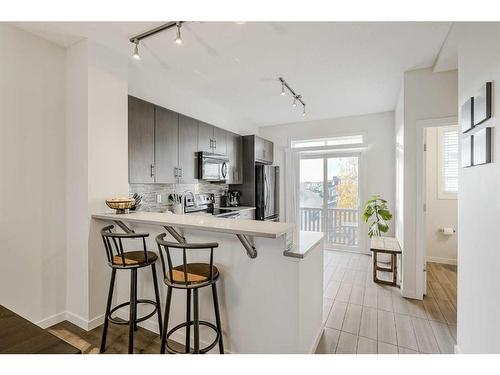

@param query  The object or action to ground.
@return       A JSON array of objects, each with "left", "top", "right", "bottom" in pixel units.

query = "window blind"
[{"left": 442, "top": 129, "right": 459, "bottom": 193}]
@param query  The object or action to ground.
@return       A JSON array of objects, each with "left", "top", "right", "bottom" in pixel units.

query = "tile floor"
[{"left": 316, "top": 250, "right": 457, "bottom": 354}]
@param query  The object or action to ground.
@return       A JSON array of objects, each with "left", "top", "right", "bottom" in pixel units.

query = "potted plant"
[{"left": 362, "top": 195, "right": 393, "bottom": 238}]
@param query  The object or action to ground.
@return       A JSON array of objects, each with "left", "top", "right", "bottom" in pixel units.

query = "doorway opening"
[
  {"left": 418, "top": 121, "right": 458, "bottom": 327},
  {"left": 298, "top": 154, "right": 362, "bottom": 253}
]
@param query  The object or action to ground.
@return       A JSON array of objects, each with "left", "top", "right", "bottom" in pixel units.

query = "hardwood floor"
[
  {"left": 47, "top": 320, "right": 184, "bottom": 354},
  {"left": 317, "top": 250, "right": 457, "bottom": 354}
]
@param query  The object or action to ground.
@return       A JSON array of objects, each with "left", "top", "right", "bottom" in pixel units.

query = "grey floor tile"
[
  {"left": 394, "top": 313, "right": 418, "bottom": 351},
  {"left": 429, "top": 321, "right": 455, "bottom": 354},
  {"left": 411, "top": 317, "right": 440, "bottom": 354},
  {"left": 359, "top": 306, "right": 378, "bottom": 340},
  {"left": 326, "top": 301, "right": 348, "bottom": 330},
  {"left": 378, "top": 342, "right": 398, "bottom": 354},
  {"left": 341, "top": 303, "right": 362, "bottom": 335},
  {"left": 378, "top": 310, "right": 397, "bottom": 345},
  {"left": 357, "top": 336, "right": 377, "bottom": 354},
  {"left": 336, "top": 331, "right": 358, "bottom": 354},
  {"left": 315, "top": 328, "right": 341, "bottom": 354}
]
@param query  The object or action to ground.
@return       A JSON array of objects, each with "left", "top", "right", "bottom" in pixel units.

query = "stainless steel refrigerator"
[{"left": 255, "top": 165, "right": 279, "bottom": 221}]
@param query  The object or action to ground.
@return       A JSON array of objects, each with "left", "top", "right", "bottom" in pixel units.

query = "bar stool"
[
  {"left": 156, "top": 233, "right": 224, "bottom": 354},
  {"left": 100, "top": 225, "right": 162, "bottom": 354}
]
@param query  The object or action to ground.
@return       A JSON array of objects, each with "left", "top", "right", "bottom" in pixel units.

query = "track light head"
[
  {"left": 132, "top": 40, "right": 141, "bottom": 60},
  {"left": 280, "top": 83, "right": 286, "bottom": 96},
  {"left": 175, "top": 22, "right": 184, "bottom": 45},
  {"left": 292, "top": 96, "right": 297, "bottom": 107},
  {"left": 302, "top": 105, "right": 306, "bottom": 116}
]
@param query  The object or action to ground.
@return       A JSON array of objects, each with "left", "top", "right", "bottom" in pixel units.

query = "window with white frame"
[
  {"left": 291, "top": 134, "right": 364, "bottom": 149},
  {"left": 437, "top": 126, "right": 459, "bottom": 199}
]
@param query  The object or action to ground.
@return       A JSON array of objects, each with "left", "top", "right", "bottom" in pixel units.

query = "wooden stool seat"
[
  {"left": 113, "top": 251, "right": 158, "bottom": 266},
  {"left": 166, "top": 263, "right": 219, "bottom": 285}
]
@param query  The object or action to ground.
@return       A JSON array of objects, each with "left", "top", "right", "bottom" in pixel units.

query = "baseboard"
[
  {"left": 454, "top": 344, "right": 461, "bottom": 354},
  {"left": 88, "top": 314, "right": 105, "bottom": 331},
  {"left": 427, "top": 256, "right": 457, "bottom": 266},
  {"left": 309, "top": 325, "right": 325, "bottom": 354},
  {"left": 35, "top": 311, "right": 67, "bottom": 329},
  {"left": 65, "top": 311, "right": 92, "bottom": 331}
]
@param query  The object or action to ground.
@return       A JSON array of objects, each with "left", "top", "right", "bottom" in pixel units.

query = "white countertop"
[
  {"left": 92, "top": 211, "right": 292, "bottom": 239},
  {"left": 284, "top": 231, "right": 325, "bottom": 258}
]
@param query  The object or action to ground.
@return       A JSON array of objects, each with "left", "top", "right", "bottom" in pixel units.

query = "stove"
[{"left": 184, "top": 193, "right": 240, "bottom": 218}]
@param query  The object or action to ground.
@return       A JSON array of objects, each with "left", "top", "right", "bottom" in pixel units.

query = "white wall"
[
  {"left": 425, "top": 127, "right": 457, "bottom": 265},
  {"left": 456, "top": 22, "right": 500, "bottom": 354},
  {"left": 394, "top": 84, "right": 405, "bottom": 245},
  {"left": 128, "top": 57, "right": 258, "bottom": 136},
  {"left": 260, "top": 111, "right": 395, "bottom": 252},
  {"left": 65, "top": 39, "right": 129, "bottom": 327},
  {"left": 0, "top": 23, "right": 67, "bottom": 326},
  {"left": 398, "top": 68, "right": 458, "bottom": 299}
]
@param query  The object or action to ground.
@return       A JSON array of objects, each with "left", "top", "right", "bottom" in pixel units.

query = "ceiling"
[{"left": 14, "top": 22, "right": 453, "bottom": 127}]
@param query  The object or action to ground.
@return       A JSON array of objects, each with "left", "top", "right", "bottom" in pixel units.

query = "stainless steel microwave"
[{"left": 197, "top": 152, "right": 229, "bottom": 181}]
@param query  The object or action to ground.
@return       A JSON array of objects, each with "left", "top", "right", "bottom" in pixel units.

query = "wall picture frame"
[
  {"left": 461, "top": 97, "right": 474, "bottom": 133},
  {"left": 473, "top": 82, "right": 492, "bottom": 126},
  {"left": 461, "top": 135, "right": 473, "bottom": 168},
  {"left": 473, "top": 127, "right": 492, "bottom": 166}
]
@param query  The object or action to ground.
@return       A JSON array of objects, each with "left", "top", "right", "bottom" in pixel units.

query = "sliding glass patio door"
[{"left": 299, "top": 154, "right": 361, "bottom": 252}]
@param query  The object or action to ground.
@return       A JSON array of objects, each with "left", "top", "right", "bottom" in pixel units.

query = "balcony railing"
[{"left": 299, "top": 207, "right": 359, "bottom": 247}]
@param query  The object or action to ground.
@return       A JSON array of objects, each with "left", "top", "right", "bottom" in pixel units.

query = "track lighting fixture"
[
  {"left": 175, "top": 22, "right": 184, "bottom": 45},
  {"left": 278, "top": 77, "right": 307, "bottom": 117},
  {"left": 129, "top": 21, "right": 187, "bottom": 58},
  {"left": 132, "top": 39, "right": 141, "bottom": 60}
]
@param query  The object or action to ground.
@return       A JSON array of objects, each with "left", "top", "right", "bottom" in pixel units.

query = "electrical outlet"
[{"left": 156, "top": 194, "right": 162, "bottom": 203}]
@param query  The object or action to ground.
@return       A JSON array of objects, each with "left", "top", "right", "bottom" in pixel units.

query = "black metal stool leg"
[
  {"left": 193, "top": 288, "right": 200, "bottom": 354},
  {"left": 211, "top": 283, "right": 224, "bottom": 354},
  {"left": 134, "top": 272, "right": 138, "bottom": 331},
  {"left": 129, "top": 268, "right": 137, "bottom": 354},
  {"left": 151, "top": 264, "right": 163, "bottom": 335},
  {"left": 160, "top": 287, "right": 172, "bottom": 354},
  {"left": 185, "top": 288, "right": 191, "bottom": 353},
  {"left": 100, "top": 268, "right": 116, "bottom": 353}
]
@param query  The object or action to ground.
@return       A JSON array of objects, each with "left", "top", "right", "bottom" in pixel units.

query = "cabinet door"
[
  {"left": 198, "top": 121, "right": 214, "bottom": 153},
  {"left": 213, "top": 127, "right": 227, "bottom": 155},
  {"left": 263, "top": 138, "right": 274, "bottom": 164},
  {"left": 155, "top": 106, "right": 179, "bottom": 183},
  {"left": 128, "top": 96, "right": 155, "bottom": 183},
  {"left": 227, "top": 132, "right": 243, "bottom": 184},
  {"left": 178, "top": 114, "right": 199, "bottom": 183}
]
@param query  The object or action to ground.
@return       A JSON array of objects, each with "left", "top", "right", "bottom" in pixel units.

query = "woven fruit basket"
[{"left": 106, "top": 197, "right": 135, "bottom": 214}]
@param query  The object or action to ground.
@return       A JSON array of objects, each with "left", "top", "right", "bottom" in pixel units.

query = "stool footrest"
[
  {"left": 108, "top": 299, "right": 159, "bottom": 326},
  {"left": 165, "top": 320, "right": 220, "bottom": 354}
]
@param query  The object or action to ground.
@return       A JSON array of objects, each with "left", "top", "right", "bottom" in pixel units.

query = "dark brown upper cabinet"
[
  {"left": 154, "top": 106, "right": 179, "bottom": 183},
  {"left": 254, "top": 135, "right": 274, "bottom": 164},
  {"left": 198, "top": 121, "right": 227, "bottom": 155},
  {"left": 198, "top": 121, "right": 214, "bottom": 153},
  {"left": 128, "top": 96, "right": 155, "bottom": 183},
  {"left": 178, "top": 114, "right": 199, "bottom": 184},
  {"left": 213, "top": 127, "right": 227, "bottom": 155},
  {"left": 226, "top": 131, "right": 243, "bottom": 184}
]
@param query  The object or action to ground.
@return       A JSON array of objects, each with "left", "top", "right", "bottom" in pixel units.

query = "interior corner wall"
[
  {"left": 395, "top": 83, "right": 405, "bottom": 246},
  {"left": 66, "top": 39, "right": 90, "bottom": 325},
  {"left": 66, "top": 39, "right": 129, "bottom": 327},
  {"left": 259, "top": 111, "right": 396, "bottom": 253},
  {"left": 400, "top": 68, "right": 458, "bottom": 299},
  {"left": 456, "top": 22, "right": 500, "bottom": 354},
  {"left": 0, "top": 23, "right": 67, "bottom": 326}
]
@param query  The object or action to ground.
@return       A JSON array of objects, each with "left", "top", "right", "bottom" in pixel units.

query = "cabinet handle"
[
  {"left": 210, "top": 139, "right": 213, "bottom": 149},
  {"left": 178, "top": 167, "right": 183, "bottom": 178},
  {"left": 150, "top": 164, "right": 155, "bottom": 178},
  {"left": 214, "top": 139, "right": 217, "bottom": 149},
  {"left": 174, "top": 167, "right": 178, "bottom": 177}
]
